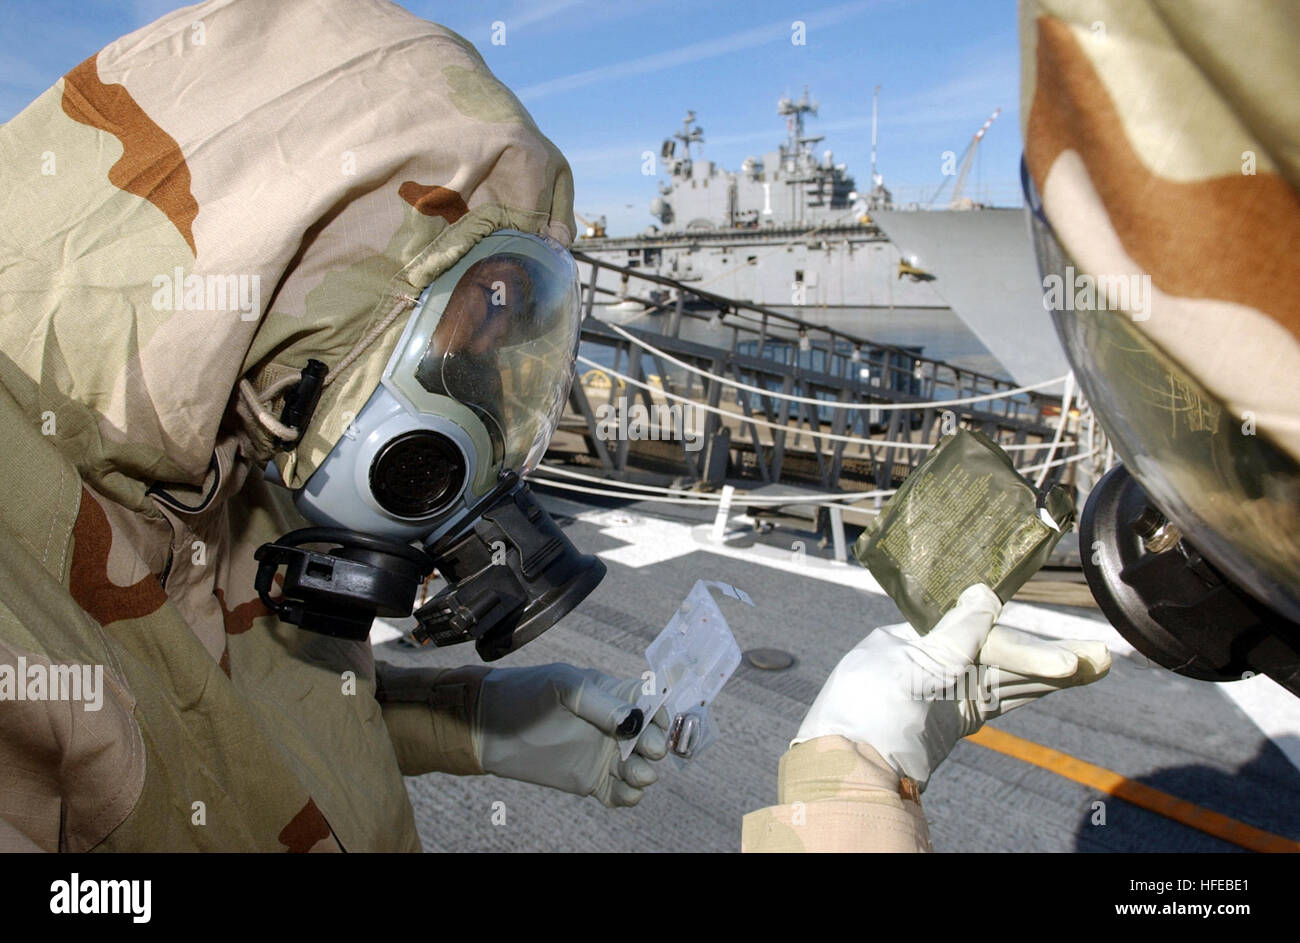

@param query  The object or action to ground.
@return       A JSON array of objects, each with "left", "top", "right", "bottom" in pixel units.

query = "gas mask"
[
  {"left": 254, "top": 230, "right": 605, "bottom": 661},
  {"left": 1022, "top": 159, "right": 1300, "bottom": 694}
]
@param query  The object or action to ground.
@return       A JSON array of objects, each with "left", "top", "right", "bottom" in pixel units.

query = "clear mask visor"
[{"left": 384, "top": 230, "right": 581, "bottom": 477}]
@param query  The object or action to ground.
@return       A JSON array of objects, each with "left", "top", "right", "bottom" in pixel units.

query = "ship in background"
[{"left": 575, "top": 88, "right": 1068, "bottom": 388}]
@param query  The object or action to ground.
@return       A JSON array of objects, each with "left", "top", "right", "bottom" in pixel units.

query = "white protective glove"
[
  {"left": 476, "top": 664, "right": 670, "bottom": 807},
  {"left": 795, "top": 584, "right": 1111, "bottom": 790}
]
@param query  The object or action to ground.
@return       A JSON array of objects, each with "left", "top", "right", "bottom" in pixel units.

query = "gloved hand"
[
  {"left": 795, "top": 584, "right": 1111, "bottom": 790},
  {"left": 476, "top": 664, "right": 669, "bottom": 807}
]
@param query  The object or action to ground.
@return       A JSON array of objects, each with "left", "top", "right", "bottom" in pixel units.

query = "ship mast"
[
  {"left": 777, "top": 87, "right": 821, "bottom": 222},
  {"left": 871, "top": 85, "right": 880, "bottom": 187},
  {"left": 777, "top": 86, "right": 819, "bottom": 168},
  {"left": 674, "top": 110, "right": 703, "bottom": 162}
]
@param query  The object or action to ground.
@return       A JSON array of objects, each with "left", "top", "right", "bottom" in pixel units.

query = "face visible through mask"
[
  {"left": 411, "top": 248, "right": 574, "bottom": 475},
  {"left": 291, "top": 230, "right": 580, "bottom": 545},
  {"left": 432, "top": 256, "right": 528, "bottom": 354},
  {"left": 415, "top": 255, "right": 538, "bottom": 464}
]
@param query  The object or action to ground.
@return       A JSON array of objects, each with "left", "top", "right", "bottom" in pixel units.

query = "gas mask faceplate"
[
  {"left": 255, "top": 230, "right": 605, "bottom": 660},
  {"left": 1021, "top": 159, "right": 1300, "bottom": 695}
]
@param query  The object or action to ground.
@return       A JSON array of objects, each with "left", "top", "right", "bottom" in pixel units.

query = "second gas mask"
[{"left": 254, "top": 229, "right": 605, "bottom": 660}]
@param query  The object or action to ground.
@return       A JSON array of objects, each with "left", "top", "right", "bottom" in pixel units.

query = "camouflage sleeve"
[
  {"left": 741, "top": 735, "right": 933, "bottom": 853},
  {"left": 374, "top": 662, "right": 491, "bottom": 777}
]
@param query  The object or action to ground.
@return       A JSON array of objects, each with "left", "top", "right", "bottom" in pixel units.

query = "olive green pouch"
[{"left": 853, "top": 429, "right": 1075, "bottom": 634}]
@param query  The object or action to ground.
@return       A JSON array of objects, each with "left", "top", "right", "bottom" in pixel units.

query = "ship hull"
[
  {"left": 577, "top": 207, "right": 1068, "bottom": 386},
  {"left": 872, "top": 207, "right": 1069, "bottom": 387}
]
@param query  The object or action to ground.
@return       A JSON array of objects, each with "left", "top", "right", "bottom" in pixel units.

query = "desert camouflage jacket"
[{"left": 0, "top": 0, "right": 572, "bottom": 852}]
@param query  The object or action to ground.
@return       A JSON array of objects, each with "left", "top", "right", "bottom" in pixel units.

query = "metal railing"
[{"left": 556, "top": 251, "right": 1078, "bottom": 494}]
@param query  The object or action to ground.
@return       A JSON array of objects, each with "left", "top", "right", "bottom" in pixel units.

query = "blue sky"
[{"left": 0, "top": 0, "right": 1024, "bottom": 235}]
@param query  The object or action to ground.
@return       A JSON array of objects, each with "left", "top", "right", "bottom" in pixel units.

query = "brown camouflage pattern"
[
  {"left": 1019, "top": 0, "right": 1300, "bottom": 613},
  {"left": 742, "top": 736, "right": 933, "bottom": 853},
  {"left": 0, "top": 0, "right": 573, "bottom": 851},
  {"left": 1021, "top": 0, "right": 1300, "bottom": 461}
]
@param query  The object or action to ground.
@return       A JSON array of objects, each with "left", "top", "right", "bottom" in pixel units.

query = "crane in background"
[
  {"left": 575, "top": 210, "right": 607, "bottom": 239},
  {"left": 929, "top": 107, "right": 1001, "bottom": 209}
]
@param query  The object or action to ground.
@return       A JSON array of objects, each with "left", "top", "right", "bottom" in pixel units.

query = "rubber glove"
[
  {"left": 476, "top": 664, "right": 670, "bottom": 807},
  {"left": 795, "top": 584, "right": 1111, "bottom": 790}
]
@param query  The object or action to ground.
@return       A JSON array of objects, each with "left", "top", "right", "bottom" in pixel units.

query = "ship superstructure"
[{"left": 576, "top": 89, "right": 1069, "bottom": 386}]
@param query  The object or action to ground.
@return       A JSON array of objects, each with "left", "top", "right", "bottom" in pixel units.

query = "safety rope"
[
  {"left": 528, "top": 448, "right": 1096, "bottom": 508},
  {"left": 1035, "top": 372, "right": 1077, "bottom": 489},
  {"left": 598, "top": 318, "right": 1068, "bottom": 411},
  {"left": 532, "top": 463, "right": 895, "bottom": 503},
  {"left": 577, "top": 354, "right": 1083, "bottom": 456}
]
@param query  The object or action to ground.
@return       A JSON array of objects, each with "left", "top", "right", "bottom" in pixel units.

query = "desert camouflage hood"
[
  {"left": 1020, "top": 0, "right": 1300, "bottom": 611},
  {"left": 0, "top": 0, "right": 572, "bottom": 852},
  {"left": 0, "top": 0, "right": 575, "bottom": 509},
  {"left": 1021, "top": 0, "right": 1300, "bottom": 460}
]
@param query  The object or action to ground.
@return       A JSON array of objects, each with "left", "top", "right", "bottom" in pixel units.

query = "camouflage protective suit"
[
  {"left": 744, "top": 0, "right": 1300, "bottom": 852},
  {"left": 0, "top": 0, "right": 572, "bottom": 852}
]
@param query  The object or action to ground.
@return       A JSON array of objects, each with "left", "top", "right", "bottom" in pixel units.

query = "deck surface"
[{"left": 374, "top": 492, "right": 1300, "bottom": 853}]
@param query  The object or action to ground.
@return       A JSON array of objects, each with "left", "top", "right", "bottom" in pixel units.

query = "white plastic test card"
[{"left": 619, "top": 580, "right": 751, "bottom": 763}]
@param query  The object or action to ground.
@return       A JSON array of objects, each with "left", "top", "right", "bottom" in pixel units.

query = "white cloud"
[
  {"left": 517, "top": 0, "right": 882, "bottom": 102},
  {"left": 506, "top": 0, "right": 588, "bottom": 30}
]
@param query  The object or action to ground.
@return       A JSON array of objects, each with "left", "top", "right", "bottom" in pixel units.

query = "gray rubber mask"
[{"left": 255, "top": 230, "right": 607, "bottom": 659}]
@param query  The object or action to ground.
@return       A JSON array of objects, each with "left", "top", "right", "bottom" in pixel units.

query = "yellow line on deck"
[{"left": 967, "top": 725, "right": 1300, "bottom": 853}]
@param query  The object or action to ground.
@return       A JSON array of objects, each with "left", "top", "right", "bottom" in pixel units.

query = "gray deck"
[{"left": 377, "top": 493, "right": 1300, "bottom": 853}]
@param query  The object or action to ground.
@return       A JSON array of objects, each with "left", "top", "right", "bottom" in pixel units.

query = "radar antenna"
[{"left": 674, "top": 111, "right": 704, "bottom": 161}]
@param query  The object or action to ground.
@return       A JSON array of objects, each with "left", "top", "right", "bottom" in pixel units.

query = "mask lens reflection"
[{"left": 405, "top": 245, "right": 578, "bottom": 474}]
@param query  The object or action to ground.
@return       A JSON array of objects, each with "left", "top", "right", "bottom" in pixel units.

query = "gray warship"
[{"left": 576, "top": 89, "right": 1068, "bottom": 387}]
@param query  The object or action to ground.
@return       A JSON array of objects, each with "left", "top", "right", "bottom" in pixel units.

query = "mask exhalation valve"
[
  {"left": 254, "top": 477, "right": 605, "bottom": 659},
  {"left": 411, "top": 480, "right": 606, "bottom": 661}
]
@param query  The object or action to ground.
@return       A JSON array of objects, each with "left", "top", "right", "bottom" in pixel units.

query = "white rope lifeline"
[
  {"left": 529, "top": 449, "right": 1095, "bottom": 508},
  {"left": 531, "top": 463, "right": 895, "bottom": 503},
  {"left": 597, "top": 318, "right": 1069, "bottom": 410},
  {"left": 578, "top": 354, "right": 1082, "bottom": 455},
  {"left": 530, "top": 448, "right": 1093, "bottom": 509},
  {"left": 1035, "top": 372, "right": 1077, "bottom": 489},
  {"left": 529, "top": 475, "right": 892, "bottom": 510}
]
